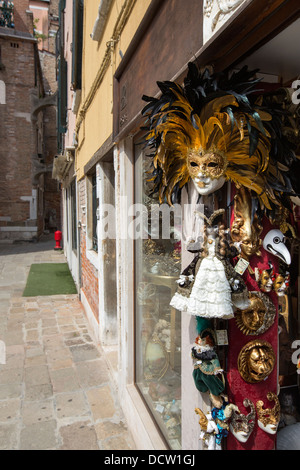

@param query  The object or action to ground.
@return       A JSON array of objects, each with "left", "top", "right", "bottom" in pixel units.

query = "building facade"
[
  {"left": 55, "top": 0, "right": 300, "bottom": 451},
  {"left": 0, "top": 0, "right": 60, "bottom": 242}
]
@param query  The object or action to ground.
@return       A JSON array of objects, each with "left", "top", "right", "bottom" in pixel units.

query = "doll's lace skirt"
[{"left": 185, "top": 256, "right": 234, "bottom": 319}]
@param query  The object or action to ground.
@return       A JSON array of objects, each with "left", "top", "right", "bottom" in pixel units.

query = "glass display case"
[{"left": 134, "top": 145, "right": 182, "bottom": 449}]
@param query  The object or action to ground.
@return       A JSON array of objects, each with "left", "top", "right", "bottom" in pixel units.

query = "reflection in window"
[
  {"left": 70, "top": 179, "right": 77, "bottom": 251},
  {"left": 134, "top": 146, "right": 182, "bottom": 449}
]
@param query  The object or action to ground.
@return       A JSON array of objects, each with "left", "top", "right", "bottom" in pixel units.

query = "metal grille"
[{"left": 0, "top": 1, "right": 14, "bottom": 28}]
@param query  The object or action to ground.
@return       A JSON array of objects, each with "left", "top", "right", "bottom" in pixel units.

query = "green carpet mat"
[{"left": 23, "top": 263, "right": 77, "bottom": 297}]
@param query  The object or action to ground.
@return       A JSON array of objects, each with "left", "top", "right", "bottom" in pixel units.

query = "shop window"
[
  {"left": 70, "top": 179, "right": 77, "bottom": 252},
  {"left": 92, "top": 173, "right": 98, "bottom": 252},
  {"left": 134, "top": 145, "right": 182, "bottom": 449},
  {"left": 65, "top": 187, "right": 69, "bottom": 242},
  {"left": 99, "top": 161, "right": 117, "bottom": 343},
  {"left": 86, "top": 171, "right": 99, "bottom": 263},
  {"left": 0, "top": 80, "right": 5, "bottom": 104}
]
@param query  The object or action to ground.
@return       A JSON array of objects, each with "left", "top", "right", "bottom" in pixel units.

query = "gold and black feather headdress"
[{"left": 141, "top": 62, "right": 300, "bottom": 215}]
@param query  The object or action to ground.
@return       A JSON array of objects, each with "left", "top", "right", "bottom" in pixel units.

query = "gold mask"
[
  {"left": 273, "top": 273, "right": 289, "bottom": 296},
  {"left": 256, "top": 392, "right": 280, "bottom": 435},
  {"left": 187, "top": 148, "right": 227, "bottom": 180},
  {"left": 235, "top": 291, "right": 276, "bottom": 335},
  {"left": 231, "top": 187, "right": 262, "bottom": 260},
  {"left": 238, "top": 339, "right": 275, "bottom": 383}
]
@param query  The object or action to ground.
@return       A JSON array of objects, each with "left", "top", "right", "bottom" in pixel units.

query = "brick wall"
[
  {"left": 0, "top": 37, "right": 37, "bottom": 231},
  {"left": 13, "top": 0, "right": 32, "bottom": 34},
  {"left": 78, "top": 178, "right": 99, "bottom": 322},
  {"left": 80, "top": 234, "right": 99, "bottom": 322},
  {"left": 0, "top": 0, "right": 61, "bottom": 240}
]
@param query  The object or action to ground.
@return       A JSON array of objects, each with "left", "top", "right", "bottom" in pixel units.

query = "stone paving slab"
[{"left": 0, "top": 237, "right": 136, "bottom": 450}]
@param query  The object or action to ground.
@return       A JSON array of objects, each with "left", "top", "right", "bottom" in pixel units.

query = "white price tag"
[
  {"left": 234, "top": 257, "right": 249, "bottom": 275},
  {"left": 216, "top": 330, "right": 228, "bottom": 346}
]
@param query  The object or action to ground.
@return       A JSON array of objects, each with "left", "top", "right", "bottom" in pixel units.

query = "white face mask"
[
  {"left": 257, "top": 419, "right": 279, "bottom": 435},
  {"left": 192, "top": 174, "right": 226, "bottom": 195},
  {"left": 230, "top": 425, "right": 253, "bottom": 443}
]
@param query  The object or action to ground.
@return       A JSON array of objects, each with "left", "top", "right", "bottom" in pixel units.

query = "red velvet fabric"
[{"left": 226, "top": 199, "right": 279, "bottom": 450}]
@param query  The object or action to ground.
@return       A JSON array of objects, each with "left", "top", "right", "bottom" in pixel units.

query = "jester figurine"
[
  {"left": 211, "top": 396, "right": 239, "bottom": 449},
  {"left": 191, "top": 318, "right": 225, "bottom": 398}
]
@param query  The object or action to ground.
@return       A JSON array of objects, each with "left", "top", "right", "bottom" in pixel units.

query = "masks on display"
[
  {"left": 256, "top": 392, "right": 281, "bottom": 435},
  {"left": 142, "top": 64, "right": 300, "bottom": 450},
  {"left": 229, "top": 398, "right": 255, "bottom": 443},
  {"left": 142, "top": 64, "right": 300, "bottom": 215},
  {"left": 254, "top": 264, "right": 274, "bottom": 293},
  {"left": 263, "top": 229, "right": 291, "bottom": 265},
  {"left": 238, "top": 339, "right": 276, "bottom": 383},
  {"left": 231, "top": 186, "right": 263, "bottom": 261},
  {"left": 235, "top": 291, "right": 276, "bottom": 335},
  {"left": 273, "top": 272, "right": 290, "bottom": 297}
]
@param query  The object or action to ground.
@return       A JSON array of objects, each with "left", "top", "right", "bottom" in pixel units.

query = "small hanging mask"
[
  {"left": 273, "top": 272, "right": 290, "bottom": 297},
  {"left": 255, "top": 264, "right": 274, "bottom": 293},
  {"left": 230, "top": 398, "right": 255, "bottom": 443},
  {"left": 256, "top": 392, "right": 280, "bottom": 435}
]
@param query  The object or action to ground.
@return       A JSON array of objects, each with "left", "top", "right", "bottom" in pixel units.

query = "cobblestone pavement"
[{"left": 0, "top": 236, "right": 135, "bottom": 450}]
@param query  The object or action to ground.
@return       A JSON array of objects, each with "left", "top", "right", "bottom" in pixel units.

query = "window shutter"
[{"left": 72, "top": 0, "right": 83, "bottom": 90}]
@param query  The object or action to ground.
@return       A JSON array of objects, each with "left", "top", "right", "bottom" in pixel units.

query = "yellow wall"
[{"left": 76, "top": 0, "right": 152, "bottom": 180}]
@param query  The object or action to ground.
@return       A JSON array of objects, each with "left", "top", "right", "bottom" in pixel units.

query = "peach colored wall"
[
  {"left": 29, "top": 1, "right": 49, "bottom": 50},
  {"left": 64, "top": 0, "right": 77, "bottom": 149}
]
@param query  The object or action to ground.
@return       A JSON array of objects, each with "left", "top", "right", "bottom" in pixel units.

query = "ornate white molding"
[{"left": 203, "top": 0, "right": 246, "bottom": 44}]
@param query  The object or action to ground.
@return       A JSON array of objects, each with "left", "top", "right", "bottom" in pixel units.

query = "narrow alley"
[{"left": 0, "top": 237, "right": 135, "bottom": 450}]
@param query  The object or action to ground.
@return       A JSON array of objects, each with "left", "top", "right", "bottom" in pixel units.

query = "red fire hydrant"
[{"left": 54, "top": 230, "right": 62, "bottom": 250}]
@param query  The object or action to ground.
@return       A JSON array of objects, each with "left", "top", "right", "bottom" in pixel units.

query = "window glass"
[
  {"left": 277, "top": 237, "right": 300, "bottom": 447},
  {"left": 92, "top": 174, "right": 98, "bottom": 252},
  {"left": 70, "top": 179, "right": 77, "bottom": 251},
  {"left": 134, "top": 145, "right": 182, "bottom": 449}
]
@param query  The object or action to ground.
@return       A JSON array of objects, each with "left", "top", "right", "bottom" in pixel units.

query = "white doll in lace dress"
[{"left": 170, "top": 209, "right": 249, "bottom": 319}]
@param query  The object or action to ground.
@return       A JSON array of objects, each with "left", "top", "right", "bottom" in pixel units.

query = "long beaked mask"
[
  {"left": 263, "top": 229, "right": 291, "bottom": 265},
  {"left": 256, "top": 392, "right": 280, "bottom": 435},
  {"left": 230, "top": 398, "right": 255, "bottom": 443}
]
